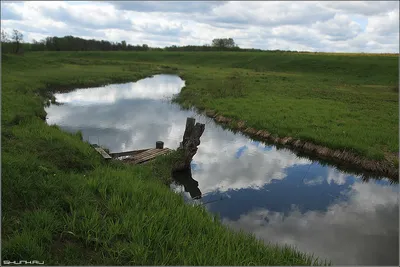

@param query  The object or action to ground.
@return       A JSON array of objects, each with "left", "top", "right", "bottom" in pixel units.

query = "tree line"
[
  {"left": 1, "top": 30, "right": 152, "bottom": 53},
  {"left": 1, "top": 29, "right": 266, "bottom": 53}
]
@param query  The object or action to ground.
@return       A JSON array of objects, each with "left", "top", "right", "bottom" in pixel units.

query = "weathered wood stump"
[{"left": 173, "top": 117, "right": 205, "bottom": 171}]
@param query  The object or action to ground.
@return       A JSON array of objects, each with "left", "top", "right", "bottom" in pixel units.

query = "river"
[{"left": 45, "top": 74, "right": 399, "bottom": 265}]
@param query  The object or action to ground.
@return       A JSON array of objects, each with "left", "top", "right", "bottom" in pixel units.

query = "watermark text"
[{"left": 3, "top": 260, "right": 45, "bottom": 265}]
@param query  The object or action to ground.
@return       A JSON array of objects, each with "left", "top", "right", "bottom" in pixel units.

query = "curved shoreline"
[{"left": 200, "top": 109, "right": 398, "bottom": 181}]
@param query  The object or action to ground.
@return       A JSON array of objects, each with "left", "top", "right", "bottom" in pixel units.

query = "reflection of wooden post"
[
  {"left": 173, "top": 117, "right": 205, "bottom": 171},
  {"left": 172, "top": 168, "right": 202, "bottom": 199}
]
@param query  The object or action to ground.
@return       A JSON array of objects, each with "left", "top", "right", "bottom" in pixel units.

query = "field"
[
  {"left": 1, "top": 52, "right": 331, "bottom": 265},
  {"left": 36, "top": 51, "right": 399, "bottom": 164},
  {"left": 2, "top": 50, "right": 398, "bottom": 264}
]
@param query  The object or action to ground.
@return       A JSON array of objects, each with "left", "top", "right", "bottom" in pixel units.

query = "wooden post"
[
  {"left": 156, "top": 141, "right": 164, "bottom": 149},
  {"left": 173, "top": 117, "right": 205, "bottom": 171},
  {"left": 182, "top": 117, "right": 196, "bottom": 147}
]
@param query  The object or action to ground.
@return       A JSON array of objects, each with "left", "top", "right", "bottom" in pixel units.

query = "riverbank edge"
[
  {"left": 2, "top": 63, "right": 326, "bottom": 264},
  {"left": 187, "top": 107, "right": 398, "bottom": 181}
]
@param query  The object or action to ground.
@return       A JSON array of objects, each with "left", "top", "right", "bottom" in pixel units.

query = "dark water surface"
[{"left": 46, "top": 75, "right": 399, "bottom": 266}]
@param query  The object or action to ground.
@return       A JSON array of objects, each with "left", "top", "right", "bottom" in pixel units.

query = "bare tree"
[
  {"left": 11, "top": 29, "right": 23, "bottom": 54},
  {"left": 1, "top": 30, "right": 9, "bottom": 43}
]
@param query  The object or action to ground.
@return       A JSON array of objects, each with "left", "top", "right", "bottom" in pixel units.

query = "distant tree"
[
  {"left": 225, "top": 38, "right": 236, "bottom": 48},
  {"left": 121, "top": 40, "right": 127, "bottom": 50},
  {"left": 1, "top": 30, "right": 13, "bottom": 53},
  {"left": 11, "top": 29, "right": 23, "bottom": 54},
  {"left": 1, "top": 30, "right": 9, "bottom": 43},
  {"left": 142, "top": 44, "right": 149, "bottom": 51},
  {"left": 30, "top": 38, "right": 46, "bottom": 51},
  {"left": 211, "top": 38, "right": 237, "bottom": 49}
]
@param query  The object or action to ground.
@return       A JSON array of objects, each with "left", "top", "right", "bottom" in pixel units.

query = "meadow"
[
  {"left": 2, "top": 50, "right": 398, "bottom": 264},
  {"left": 2, "top": 52, "right": 330, "bottom": 265},
  {"left": 35, "top": 51, "right": 399, "bottom": 163}
]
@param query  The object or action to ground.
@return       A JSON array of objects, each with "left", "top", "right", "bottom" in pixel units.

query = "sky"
[{"left": 1, "top": 1, "right": 399, "bottom": 53}]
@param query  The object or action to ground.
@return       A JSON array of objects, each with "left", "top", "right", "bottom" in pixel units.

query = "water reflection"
[
  {"left": 46, "top": 74, "right": 399, "bottom": 265},
  {"left": 222, "top": 180, "right": 399, "bottom": 265},
  {"left": 54, "top": 75, "right": 185, "bottom": 105},
  {"left": 172, "top": 168, "right": 202, "bottom": 199}
]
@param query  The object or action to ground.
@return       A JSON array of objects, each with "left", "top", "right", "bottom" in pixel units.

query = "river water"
[{"left": 45, "top": 74, "right": 399, "bottom": 265}]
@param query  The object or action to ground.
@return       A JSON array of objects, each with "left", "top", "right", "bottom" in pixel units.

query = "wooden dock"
[
  {"left": 122, "top": 148, "right": 172, "bottom": 164},
  {"left": 109, "top": 149, "right": 149, "bottom": 158},
  {"left": 91, "top": 117, "right": 205, "bottom": 167},
  {"left": 92, "top": 141, "right": 171, "bottom": 164}
]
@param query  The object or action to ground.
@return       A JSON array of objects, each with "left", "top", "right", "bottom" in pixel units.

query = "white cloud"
[
  {"left": 313, "top": 14, "right": 363, "bottom": 41},
  {"left": 366, "top": 10, "right": 399, "bottom": 36},
  {"left": 223, "top": 180, "right": 399, "bottom": 265},
  {"left": 210, "top": 1, "right": 335, "bottom": 27},
  {"left": 326, "top": 169, "right": 348, "bottom": 185},
  {"left": 192, "top": 138, "right": 311, "bottom": 193},
  {"left": 320, "top": 1, "right": 399, "bottom": 16},
  {"left": 53, "top": 75, "right": 185, "bottom": 105},
  {"left": 304, "top": 176, "right": 324, "bottom": 185},
  {"left": 3, "top": 1, "right": 397, "bottom": 54}
]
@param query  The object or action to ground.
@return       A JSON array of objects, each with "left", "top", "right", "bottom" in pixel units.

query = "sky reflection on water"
[{"left": 46, "top": 74, "right": 399, "bottom": 265}]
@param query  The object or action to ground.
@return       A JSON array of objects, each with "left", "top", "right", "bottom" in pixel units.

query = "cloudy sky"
[{"left": 1, "top": 1, "right": 399, "bottom": 52}]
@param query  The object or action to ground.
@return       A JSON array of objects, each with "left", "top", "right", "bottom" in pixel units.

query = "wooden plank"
[
  {"left": 109, "top": 148, "right": 149, "bottom": 158},
  {"left": 132, "top": 149, "right": 161, "bottom": 163},
  {"left": 132, "top": 148, "right": 171, "bottom": 164},
  {"left": 120, "top": 149, "right": 159, "bottom": 163},
  {"left": 133, "top": 149, "right": 171, "bottom": 164},
  {"left": 119, "top": 148, "right": 171, "bottom": 165},
  {"left": 133, "top": 148, "right": 160, "bottom": 160},
  {"left": 138, "top": 148, "right": 171, "bottom": 160},
  {"left": 94, "top": 147, "right": 112, "bottom": 159}
]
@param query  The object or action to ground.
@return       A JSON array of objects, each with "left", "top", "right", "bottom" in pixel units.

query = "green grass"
[
  {"left": 2, "top": 52, "right": 328, "bottom": 265},
  {"left": 23, "top": 50, "right": 398, "bottom": 162},
  {"left": 172, "top": 54, "right": 398, "bottom": 162}
]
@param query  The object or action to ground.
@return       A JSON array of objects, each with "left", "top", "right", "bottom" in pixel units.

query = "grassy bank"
[{"left": 1, "top": 53, "right": 326, "bottom": 265}]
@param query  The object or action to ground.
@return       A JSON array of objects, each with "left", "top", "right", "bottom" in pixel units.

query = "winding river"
[{"left": 45, "top": 74, "right": 399, "bottom": 265}]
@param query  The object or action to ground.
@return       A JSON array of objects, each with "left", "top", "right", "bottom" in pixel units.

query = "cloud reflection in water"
[{"left": 45, "top": 74, "right": 399, "bottom": 265}]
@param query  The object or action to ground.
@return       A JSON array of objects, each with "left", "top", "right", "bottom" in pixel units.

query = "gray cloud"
[
  {"left": 0, "top": 1, "right": 398, "bottom": 52},
  {"left": 135, "top": 23, "right": 190, "bottom": 38},
  {"left": 223, "top": 181, "right": 399, "bottom": 265},
  {"left": 313, "top": 15, "right": 363, "bottom": 41},
  {"left": 0, "top": 4, "right": 22, "bottom": 20},
  {"left": 1, "top": 20, "right": 106, "bottom": 41},
  {"left": 111, "top": 1, "right": 225, "bottom": 13},
  {"left": 321, "top": 1, "right": 400, "bottom": 16},
  {"left": 38, "top": 5, "right": 132, "bottom": 31},
  {"left": 208, "top": 2, "right": 336, "bottom": 27}
]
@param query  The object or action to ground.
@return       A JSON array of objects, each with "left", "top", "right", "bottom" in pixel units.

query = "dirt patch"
[{"left": 202, "top": 110, "right": 398, "bottom": 181}]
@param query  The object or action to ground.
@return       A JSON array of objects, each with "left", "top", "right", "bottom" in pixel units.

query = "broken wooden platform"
[
  {"left": 92, "top": 141, "right": 171, "bottom": 165},
  {"left": 109, "top": 149, "right": 148, "bottom": 158},
  {"left": 93, "top": 146, "right": 112, "bottom": 160},
  {"left": 91, "top": 116, "right": 205, "bottom": 167},
  {"left": 121, "top": 147, "right": 172, "bottom": 164}
]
